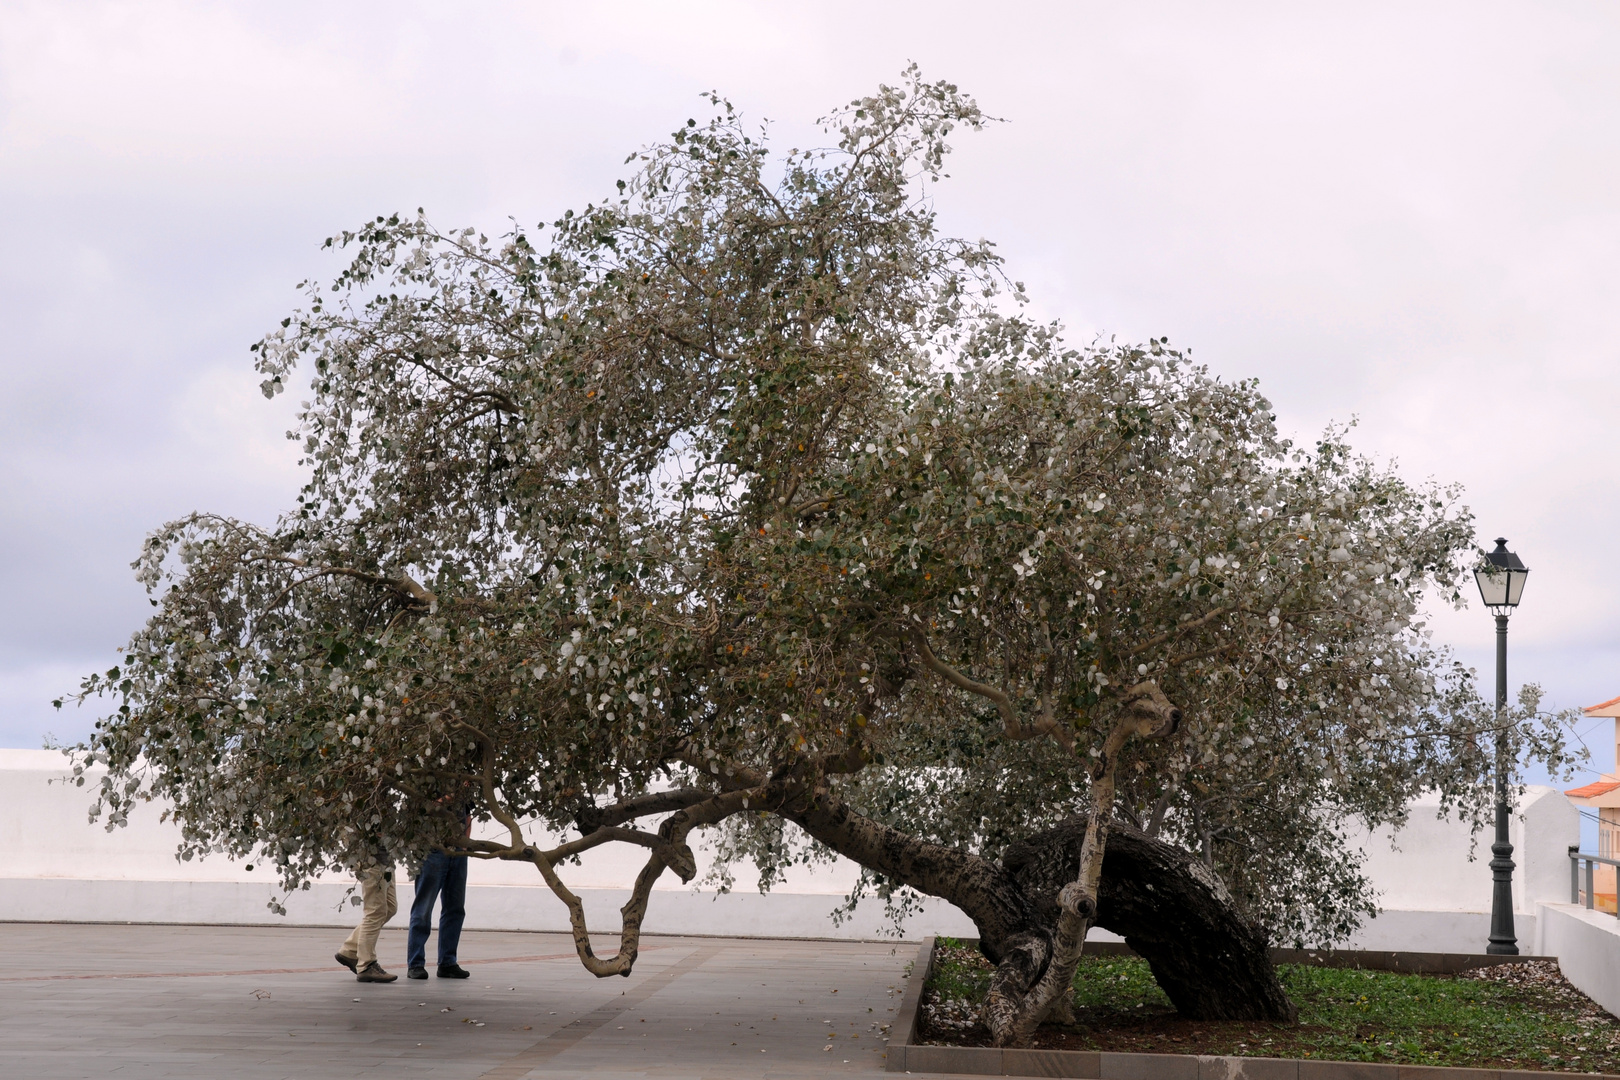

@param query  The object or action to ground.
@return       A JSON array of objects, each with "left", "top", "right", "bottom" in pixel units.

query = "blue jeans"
[{"left": 407, "top": 851, "right": 467, "bottom": 970}]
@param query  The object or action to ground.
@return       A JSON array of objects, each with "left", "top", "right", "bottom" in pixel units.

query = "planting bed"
[{"left": 921, "top": 939, "right": 1620, "bottom": 1073}]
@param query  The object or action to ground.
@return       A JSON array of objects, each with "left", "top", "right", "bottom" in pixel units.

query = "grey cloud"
[{"left": 3, "top": 2, "right": 1617, "bottom": 771}]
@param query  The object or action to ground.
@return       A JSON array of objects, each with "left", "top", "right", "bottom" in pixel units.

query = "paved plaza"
[{"left": 0, "top": 924, "right": 927, "bottom": 1079}]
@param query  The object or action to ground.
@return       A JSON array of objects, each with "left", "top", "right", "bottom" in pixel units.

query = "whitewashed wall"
[
  {"left": 1337, "top": 784, "right": 1578, "bottom": 952},
  {"left": 0, "top": 748, "right": 977, "bottom": 940},
  {"left": 0, "top": 748, "right": 1579, "bottom": 951},
  {"left": 1535, "top": 903, "right": 1620, "bottom": 1017}
]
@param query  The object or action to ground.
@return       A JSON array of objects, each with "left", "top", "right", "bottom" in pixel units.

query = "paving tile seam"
[
  {"left": 2, "top": 928, "right": 912, "bottom": 1078},
  {"left": 892, "top": 1046, "right": 1620, "bottom": 1080},
  {"left": 0, "top": 948, "right": 665, "bottom": 983},
  {"left": 477, "top": 946, "right": 722, "bottom": 1080}
]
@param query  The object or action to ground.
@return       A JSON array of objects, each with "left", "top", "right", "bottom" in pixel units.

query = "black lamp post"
[{"left": 1474, "top": 537, "right": 1530, "bottom": 955}]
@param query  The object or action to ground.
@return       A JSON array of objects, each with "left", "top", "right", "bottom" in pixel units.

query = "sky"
[{"left": 2, "top": 1, "right": 1617, "bottom": 783}]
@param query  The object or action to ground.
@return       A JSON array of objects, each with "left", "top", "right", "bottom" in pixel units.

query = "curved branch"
[
  {"left": 1165, "top": 642, "right": 1243, "bottom": 669},
  {"left": 455, "top": 730, "right": 667, "bottom": 979},
  {"left": 524, "top": 787, "right": 749, "bottom": 979},
  {"left": 261, "top": 564, "right": 438, "bottom": 617},
  {"left": 1125, "top": 605, "right": 1234, "bottom": 659},
  {"left": 912, "top": 628, "right": 1016, "bottom": 725},
  {"left": 581, "top": 788, "right": 711, "bottom": 830},
  {"left": 912, "top": 629, "right": 1073, "bottom": 751},
  {"left": 538, "top": 825, "right": 695, "bottom": 879}
]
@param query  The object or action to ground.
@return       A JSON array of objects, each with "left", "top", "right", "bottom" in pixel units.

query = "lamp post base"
[{"left": 1487, "top": 834, "right": 1519, "bottom": 955}]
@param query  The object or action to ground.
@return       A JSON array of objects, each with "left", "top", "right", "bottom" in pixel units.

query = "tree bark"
[
  {"left": 782, "top": 793, "right": 1294, "bottom": 1026},
  {"left": 1003, "top": 818, "right": 1296, "bottom": 1022},
  {"left": 780, "top": 787, "right": 1040, "bottom": 951},
  {"left": 985, "top": 714, "right": 1141, "bottom": 1045}
]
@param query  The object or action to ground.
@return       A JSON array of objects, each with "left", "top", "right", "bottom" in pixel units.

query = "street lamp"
[{"left": 1474, "top": 537, "right": 1529, "bottom": 955}]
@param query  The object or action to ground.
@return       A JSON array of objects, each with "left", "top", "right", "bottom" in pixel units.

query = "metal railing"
[{"left": 1568, "top": 845, "right": 1620, "bottom": 915}]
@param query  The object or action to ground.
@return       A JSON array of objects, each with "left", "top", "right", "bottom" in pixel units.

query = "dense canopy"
[{"left": 67, "top": 70, "right": 1578, "bottom": 1042}]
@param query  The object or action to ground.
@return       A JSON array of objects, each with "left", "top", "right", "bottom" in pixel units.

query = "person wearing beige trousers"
[{"left": 334, "top": 865, "right": 399, "bottom": 983}]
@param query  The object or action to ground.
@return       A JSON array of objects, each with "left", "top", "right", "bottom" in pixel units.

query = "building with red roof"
[{"left": 1565, "top": 696, "right": 1620, "bottom": 909}]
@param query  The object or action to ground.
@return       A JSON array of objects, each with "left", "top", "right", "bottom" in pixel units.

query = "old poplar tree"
[{"left": 68, "top": 71, "right": 1577, "bottom": 1045}]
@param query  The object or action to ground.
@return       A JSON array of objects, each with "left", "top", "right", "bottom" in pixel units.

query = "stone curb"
[
  {"left": 886, "top": 937, "right": 1601, "bottom": 1079},
  {"left": 1079, "top": 942, "right": 1557, "bottom": 976},
  {"left": 887, "top": 934, "right": 937, "bottom": 1070}
]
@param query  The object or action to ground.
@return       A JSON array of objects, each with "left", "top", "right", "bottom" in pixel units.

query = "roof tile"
[{"left": 1567, "top": 779, "right": 1620, "bottom": 799}]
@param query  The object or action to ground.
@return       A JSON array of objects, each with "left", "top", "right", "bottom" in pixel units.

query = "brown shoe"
[
  {"left": 356, "top": 961, "right": 397, "bottom": 983},
  {"left": 334, "top": 952, "right": 358, "bottom": 972}
]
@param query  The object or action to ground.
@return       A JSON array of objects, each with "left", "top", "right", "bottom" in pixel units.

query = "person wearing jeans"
[{"left": 406, "top": 850, "right": 469, "bottom": 979}]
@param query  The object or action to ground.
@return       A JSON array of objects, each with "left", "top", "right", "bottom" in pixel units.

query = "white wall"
[
  {"left": 0, "top": 749, "right": 979, "bottom": 939},
  {"left": 0, "top": 749, "right": 1580, "bottom": 951},
  {"left": 1337, "top": 785, "right": 1578, "bottom": 952},
  {"left": 1535, "top": 902, "right": 1620, "bottom": 1017}
]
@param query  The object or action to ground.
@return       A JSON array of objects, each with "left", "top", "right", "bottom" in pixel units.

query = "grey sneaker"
[
  {"left": 356, "top": 961, "right": 398, "bottom": 983},
  {"left": 334, "top": 952, "right": 358, "bottom": 972}
]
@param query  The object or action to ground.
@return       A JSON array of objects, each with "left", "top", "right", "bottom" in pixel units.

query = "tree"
[{"left": 66, "top": 69, "right": 1579, "bottom": 1046}]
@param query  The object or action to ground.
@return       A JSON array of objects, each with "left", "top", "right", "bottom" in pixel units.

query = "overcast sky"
[{"left": 3, "top": 1, "right": 1617, "bottom": 780}]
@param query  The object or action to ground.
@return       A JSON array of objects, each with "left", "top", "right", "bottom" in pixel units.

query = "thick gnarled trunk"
[
  {"left": 782, "top": 791, "right": 1295, "bottom": 1043},
  {"left": 1002, "top": 819, "right": 1297, "bottom": 1023},
  {"left": 985, "top": 718, "right": 1134, "bottom": 1046}
]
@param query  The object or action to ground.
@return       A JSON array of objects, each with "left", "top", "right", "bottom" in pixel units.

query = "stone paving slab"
[{"left": 0, "top": 923, "right": 937, "bottom": 1079}]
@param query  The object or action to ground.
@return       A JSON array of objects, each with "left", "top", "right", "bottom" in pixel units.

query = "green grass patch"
[{"left": 922, "top": 939, "right": 1620, "bottom": 1072}]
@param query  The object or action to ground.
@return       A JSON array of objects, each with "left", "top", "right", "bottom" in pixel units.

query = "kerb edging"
[
  {"left": 885, "top": 939, "right": 1608, "bottom": 1078},
  {"left": 887, "top": 934, "right": 937, "bottom": 1072}
]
